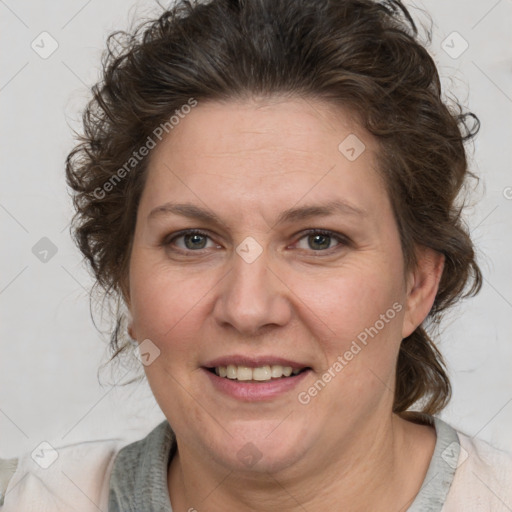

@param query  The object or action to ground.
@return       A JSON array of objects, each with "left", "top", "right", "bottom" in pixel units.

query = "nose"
[{"left": 212, "top": 243, "right": 292, "bottom": 336}]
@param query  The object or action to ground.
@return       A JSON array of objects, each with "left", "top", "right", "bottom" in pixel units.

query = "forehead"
[
  {"left": 139, "top": 97, "right": 388, "bottom": 223},
  {"left": 151, "top": 96, "right": 372, "bottom": 164}
]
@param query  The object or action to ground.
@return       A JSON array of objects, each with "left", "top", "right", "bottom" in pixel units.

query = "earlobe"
[
  {"left": 402, "top": 247, "right": 445, "bottom": 339},
  {"left": 120, "top": 276, "right": 135, "bottom": 340},
  {"left": 125, "top": 305, "right": 136, "bottom": 340}
]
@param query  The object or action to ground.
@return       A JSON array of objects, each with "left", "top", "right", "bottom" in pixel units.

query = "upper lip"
[{"left": 203, "top": 355, "right": 310, "bottom": 370}]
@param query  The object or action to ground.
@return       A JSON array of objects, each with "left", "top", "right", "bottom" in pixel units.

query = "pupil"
[
  {"left": 186, "top": 234, "right": 206, "bottom": 249},
  {"left": 310, "top": 233, "right": 330, "bottom": 250}
]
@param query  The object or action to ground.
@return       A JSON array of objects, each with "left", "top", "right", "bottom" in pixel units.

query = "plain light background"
[{"left": 1, "top": 0, "right": 511, "bottom": 458}]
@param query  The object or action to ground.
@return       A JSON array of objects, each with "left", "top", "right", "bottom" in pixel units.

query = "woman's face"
[{"left": 127, "top": 97, "right": 432, "bottom": 474}]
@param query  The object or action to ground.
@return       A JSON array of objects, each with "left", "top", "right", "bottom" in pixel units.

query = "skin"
[{"left": 126, "top": 96, "right": 445, "bottom": 511}]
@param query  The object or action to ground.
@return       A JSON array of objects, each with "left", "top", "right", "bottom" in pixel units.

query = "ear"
[{"left": 402, "top": 246, "right": 445, "bottom": 339}]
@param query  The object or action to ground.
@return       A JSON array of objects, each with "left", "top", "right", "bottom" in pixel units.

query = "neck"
[{"left": 168, "top": 413, "right": 436, "bottom": 512}]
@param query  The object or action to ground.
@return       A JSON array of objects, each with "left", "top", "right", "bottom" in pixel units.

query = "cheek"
[
  {"left": 297, "top": 265, "right": 406, "bottom": 410},
  {"left": 298, "top": 274, "right": 404, "bottom": 416},
  {"left": 128, "top": 263, "right": 215, "bottom": 419},
  {"left": 298, "top": 262, "right": 405, "bottom": 341},
  {"left": 129, "top": 258, "right": 218, "bottom": 366},
  {"left": 131, "top": 254, "right": 205, "bottom": 326}
]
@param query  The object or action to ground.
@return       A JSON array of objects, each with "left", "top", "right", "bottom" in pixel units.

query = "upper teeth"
[{"left": 215, "top": 365, "right": 301, "bottom": 381}]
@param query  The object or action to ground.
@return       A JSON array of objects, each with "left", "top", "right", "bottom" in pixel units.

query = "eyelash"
[{"left": 161, "top": 228, "right": 350, "bottom": 255}]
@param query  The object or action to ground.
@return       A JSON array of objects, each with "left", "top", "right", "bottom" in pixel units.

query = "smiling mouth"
[{"left": 206, "top": 364, "right": 310, "bottom": 382}]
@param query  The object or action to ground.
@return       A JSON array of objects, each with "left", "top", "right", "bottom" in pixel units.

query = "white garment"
[
  {"left": 0, "top": 438, "right": 123, "bottom": 512},
  {"left": 443, "top": 431, "right": 512, "bottom": 511}
]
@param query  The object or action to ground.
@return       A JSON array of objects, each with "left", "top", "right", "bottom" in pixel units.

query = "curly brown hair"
[{"left": 65, "top": 0, "right": 482, "bottom": 416}]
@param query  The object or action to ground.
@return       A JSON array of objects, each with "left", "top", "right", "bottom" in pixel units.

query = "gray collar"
[
  {"left": 408, "top": 413, "right": 460, "bottom": 511},
  {"left": 108, "top": 414, "right": 459, "bottom": 511},
  {"left": 108, "top": 420, "right": 175, "bottom": 512}
]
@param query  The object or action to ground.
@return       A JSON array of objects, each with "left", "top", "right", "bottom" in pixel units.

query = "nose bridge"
[{"left": 213, "top": 237, "right": 290, "bottom": 334}]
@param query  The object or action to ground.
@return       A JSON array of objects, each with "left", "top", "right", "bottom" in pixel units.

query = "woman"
[{"left": 1, "top": 0, "right": 511, "bottom": 510}]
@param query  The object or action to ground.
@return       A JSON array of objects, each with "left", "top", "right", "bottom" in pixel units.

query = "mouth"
[
  {"left": 200, "top": 355, "right": 313, "bottom": 401},
  {"left": 205, "top": 364, "right": 310, "bottom": 382},
  {"left": 201, "top": 356, "right": 312, "bottom": 400}
]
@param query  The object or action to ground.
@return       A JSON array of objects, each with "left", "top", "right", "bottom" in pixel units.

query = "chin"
[{"left": 200, "top": 420, "right": 312, "bottom": 474}]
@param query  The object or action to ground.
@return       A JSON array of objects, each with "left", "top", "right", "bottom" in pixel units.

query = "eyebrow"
[{"left": 148, "top": 199, "right": 366, "bottom": 227}]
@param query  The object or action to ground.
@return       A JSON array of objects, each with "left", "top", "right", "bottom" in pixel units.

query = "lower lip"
[{"left": 202, "top": 368, "right": 311, "bottom": 401}]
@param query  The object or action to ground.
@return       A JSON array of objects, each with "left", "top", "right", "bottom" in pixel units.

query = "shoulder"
[
  {"left": 443, "top": 428, "right": 512, "bottom": 511},
  {"left": 0, "top": 435, "right": 128, "bottom": 512}
]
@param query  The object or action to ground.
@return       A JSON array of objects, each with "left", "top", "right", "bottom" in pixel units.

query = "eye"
[
  {"left": 163, "top": 229, "right": 218, "bottom": 252},
  {"left": 294, "top": 229, "right": 348, "bottom": 252},
  {"left": 162, "top": 228, "right": 349, "bottom": 255}
]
